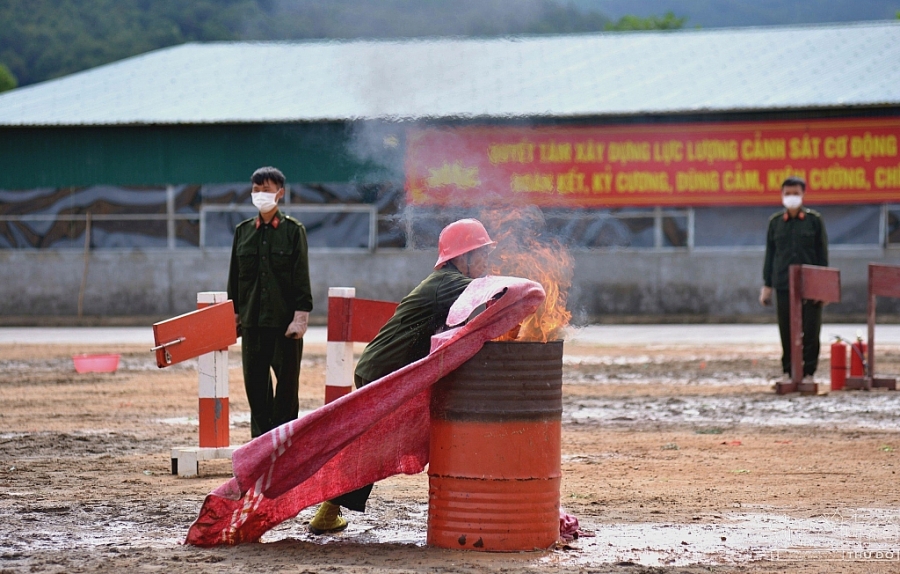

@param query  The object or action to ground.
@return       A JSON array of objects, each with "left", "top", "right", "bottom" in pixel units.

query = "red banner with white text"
[{"left": 405, "top": 118, "right": 900, "bottom": 208}]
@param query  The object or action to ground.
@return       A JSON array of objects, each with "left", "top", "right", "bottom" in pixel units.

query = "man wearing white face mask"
[
  {"left": 227, "top": 166, "right": 312, "bottom": 438},
  {"left": 760, "top": 176, "right": 829, "bottom": 384}
]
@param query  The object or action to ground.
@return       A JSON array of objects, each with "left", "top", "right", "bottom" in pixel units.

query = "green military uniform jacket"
[
  {"left": 354, "top": 263, "right": 472, "bottom": 383},
  {"left": 227, "top": 211, "right": 312, "bottom": 329},
  {"left": 763, "top": 207, "right": 828, "bottom": 291}
]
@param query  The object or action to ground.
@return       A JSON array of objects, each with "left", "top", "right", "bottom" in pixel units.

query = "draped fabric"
[{"left": 185, "top": 276, "right": 546, "bottom": 546}]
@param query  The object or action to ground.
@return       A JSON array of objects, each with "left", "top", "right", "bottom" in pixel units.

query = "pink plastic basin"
[{"left": 72, "top": 354, "right": 120, "bottom": 374}]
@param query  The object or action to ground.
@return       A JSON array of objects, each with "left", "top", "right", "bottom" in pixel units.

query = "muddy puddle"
[
  {"left": 564, "top": 391, "right": 900, "bottom": 430},
  {"left": 158, "top": 392, "right": 900, "bottom": 433},
  {"left": 9, "top": 500, "right": 895, "bottom": 569},
  {"left": 257, "top": 506, "right": 900, "bottom": 567},
  {"left": 565, "top": 509, "right": 900, "bottom": 566}
]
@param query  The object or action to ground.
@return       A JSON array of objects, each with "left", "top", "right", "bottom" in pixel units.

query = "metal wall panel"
[{"left": 0, "top": 122, "right": 404, "bottom": 189}]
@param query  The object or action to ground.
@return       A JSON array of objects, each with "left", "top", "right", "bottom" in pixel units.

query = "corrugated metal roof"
[{"left": 0, "top": 21, "right": 898, "bottom": 126}]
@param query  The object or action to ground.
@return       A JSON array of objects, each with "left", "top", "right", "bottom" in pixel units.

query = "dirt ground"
[{"left": 2, "top": 335, "right": 900, "bottom": 574}]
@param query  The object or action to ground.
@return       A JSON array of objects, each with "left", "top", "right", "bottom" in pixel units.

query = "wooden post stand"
[
  {"left": 325, "top": 287, "right": 397, "bottom": 404},
  {"left": 776, "top": 264, "right": 841, "bottom": 395},
  {"left": 152, "top": 292, "right": 238, "bottom": 477},
  {"left": 845, "top": 264, "right": 899, "bottom": 391}
]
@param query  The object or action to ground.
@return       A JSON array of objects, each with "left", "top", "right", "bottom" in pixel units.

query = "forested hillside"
[
  {"left": 0, "top": 0, "right": 618, "bottom": 88},
  {"left": 1, "top": 0, "right": 895, "bottom": 90}
]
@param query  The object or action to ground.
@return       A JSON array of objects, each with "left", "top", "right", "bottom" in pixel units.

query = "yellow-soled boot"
[{"left": 308, "top": 501, "right": 348, "bottom": 534}]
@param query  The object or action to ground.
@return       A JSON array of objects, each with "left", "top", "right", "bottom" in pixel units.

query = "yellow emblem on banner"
[{"left": 426, "top": 162, "right": 480, "bottom": 189}]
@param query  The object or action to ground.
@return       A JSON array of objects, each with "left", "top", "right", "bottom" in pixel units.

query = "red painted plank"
[
  {"left": 799, "top": 265, "right": 840, "bottom": 303},
  {"left": 348, "top": 298, "right": 398, "bottom": 343},
  {"left": 870, "top": 264, "right": 900, "bottom": 299},
  {"left": 199, "top": 398, "right": 230, "bottom": 448},
  {"left": 325, "top": 385, "right": 352, "bottom": 404},
  {"left": 152, "top": 301, "right": 237, "bottom": 368}
]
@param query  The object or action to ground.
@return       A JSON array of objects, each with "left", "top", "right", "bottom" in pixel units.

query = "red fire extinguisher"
[
  {"left": 830, "top": 339, "right": 848, "bottom": 391},
  {"left": 850, "top": 337, "right": 867, "bottom": 378}
]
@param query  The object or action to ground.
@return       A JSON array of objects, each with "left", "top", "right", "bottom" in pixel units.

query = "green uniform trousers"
[{"left": 241, "top": 327, "right": 303, "bottom": 438}]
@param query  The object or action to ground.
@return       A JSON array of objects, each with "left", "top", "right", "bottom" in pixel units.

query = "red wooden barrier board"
[
  {"left": 800, "top": 265, "right": 841, "bottom": 304},
  {"left": 779, "top": 265, "right": 840, "bottom": 394},
  {"left": 845, "top": 264, "right": 900, "bottom": 391},
  {"left": 327, "top": 297, "right": 398, "bottom": 343},
  {"left": 871, "top": 264, "right": 900, "bottom": 299},
  {"left": 152, "top": 301, "right": 237, "bottom": 368}
]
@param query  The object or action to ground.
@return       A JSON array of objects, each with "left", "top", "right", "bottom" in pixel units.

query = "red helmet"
[{"left": 434, "top": 218, "right": 496, "bottom": 270}]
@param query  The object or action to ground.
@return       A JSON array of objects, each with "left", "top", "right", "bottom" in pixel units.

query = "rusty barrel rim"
[{"left": 431, "top": 340, "right": 563, "bottom": 422}]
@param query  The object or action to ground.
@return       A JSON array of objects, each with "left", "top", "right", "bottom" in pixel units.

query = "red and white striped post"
[
  {"left": 169, "top": 291, "right": 239, "bottom": 477},
  {"left": 326, "top": 287, "right": 357, "bottom": 404},
  {"left": 325, "top": 287, "right": 398, "bottom": 404},
  {"left": 196, "top": 291, "right": 231, "bottom": 448}
]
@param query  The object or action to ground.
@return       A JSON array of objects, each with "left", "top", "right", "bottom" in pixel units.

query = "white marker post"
[{"left": 170, "top": 291, "right": 238, "bottom": 477}]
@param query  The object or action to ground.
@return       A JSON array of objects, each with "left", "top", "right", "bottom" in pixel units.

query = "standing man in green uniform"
[
  {"left": 759, "top": 176, "right": 829, "bottom": 383},
  {"left": 228, "top": 166, "right": 312, "bottom": 439},
  {"left": 308, "top": 218, "right": 496, "bottom": 535}
]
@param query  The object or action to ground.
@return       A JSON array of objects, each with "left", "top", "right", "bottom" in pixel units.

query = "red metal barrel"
[
  {"left": 427, "top": 340, "right": 563, "bottom": 552},
  {"left": 830, "top": 340, "right": 847, "bottom": 391}
]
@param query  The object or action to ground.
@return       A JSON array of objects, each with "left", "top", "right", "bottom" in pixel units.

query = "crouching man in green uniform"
[
  {"left": 308, "top": 218, "right": 497, "bottom": 534},
  {"left": 227, "top": 166, "right": 312, "bottom": 439},
  {"left": 759, "top": 176, "right": 829, "bottom": 384}
]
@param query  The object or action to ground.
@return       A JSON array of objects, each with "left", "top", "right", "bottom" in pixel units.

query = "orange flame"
[{"left": 481, "top": 207, "right": 573, "bottom": 342}]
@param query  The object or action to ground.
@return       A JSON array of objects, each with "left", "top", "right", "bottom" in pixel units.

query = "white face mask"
[
  {"left": 782, "top": 195, "right": 803, "bottom": 210},
  {"left": 251, "top": 191, "right": 279, "bottom": 213}
]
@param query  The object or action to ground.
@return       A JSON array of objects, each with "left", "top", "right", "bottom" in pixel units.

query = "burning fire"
[{"left": 482, "top": 207, "right": 573, "bottom": 342}]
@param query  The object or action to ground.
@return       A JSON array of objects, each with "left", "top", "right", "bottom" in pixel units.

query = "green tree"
[
  {"left": 0, "top": 63, "right": 16, "bottom": 92},
  {"left": 605, "top": 11, "right": 687, "bottom": 31},
  {"left": 525, "top": 1, "right": 610, "bottom": 34},
  {"left": 0, "top": 0, "right": 256, "bottom": 86}
]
